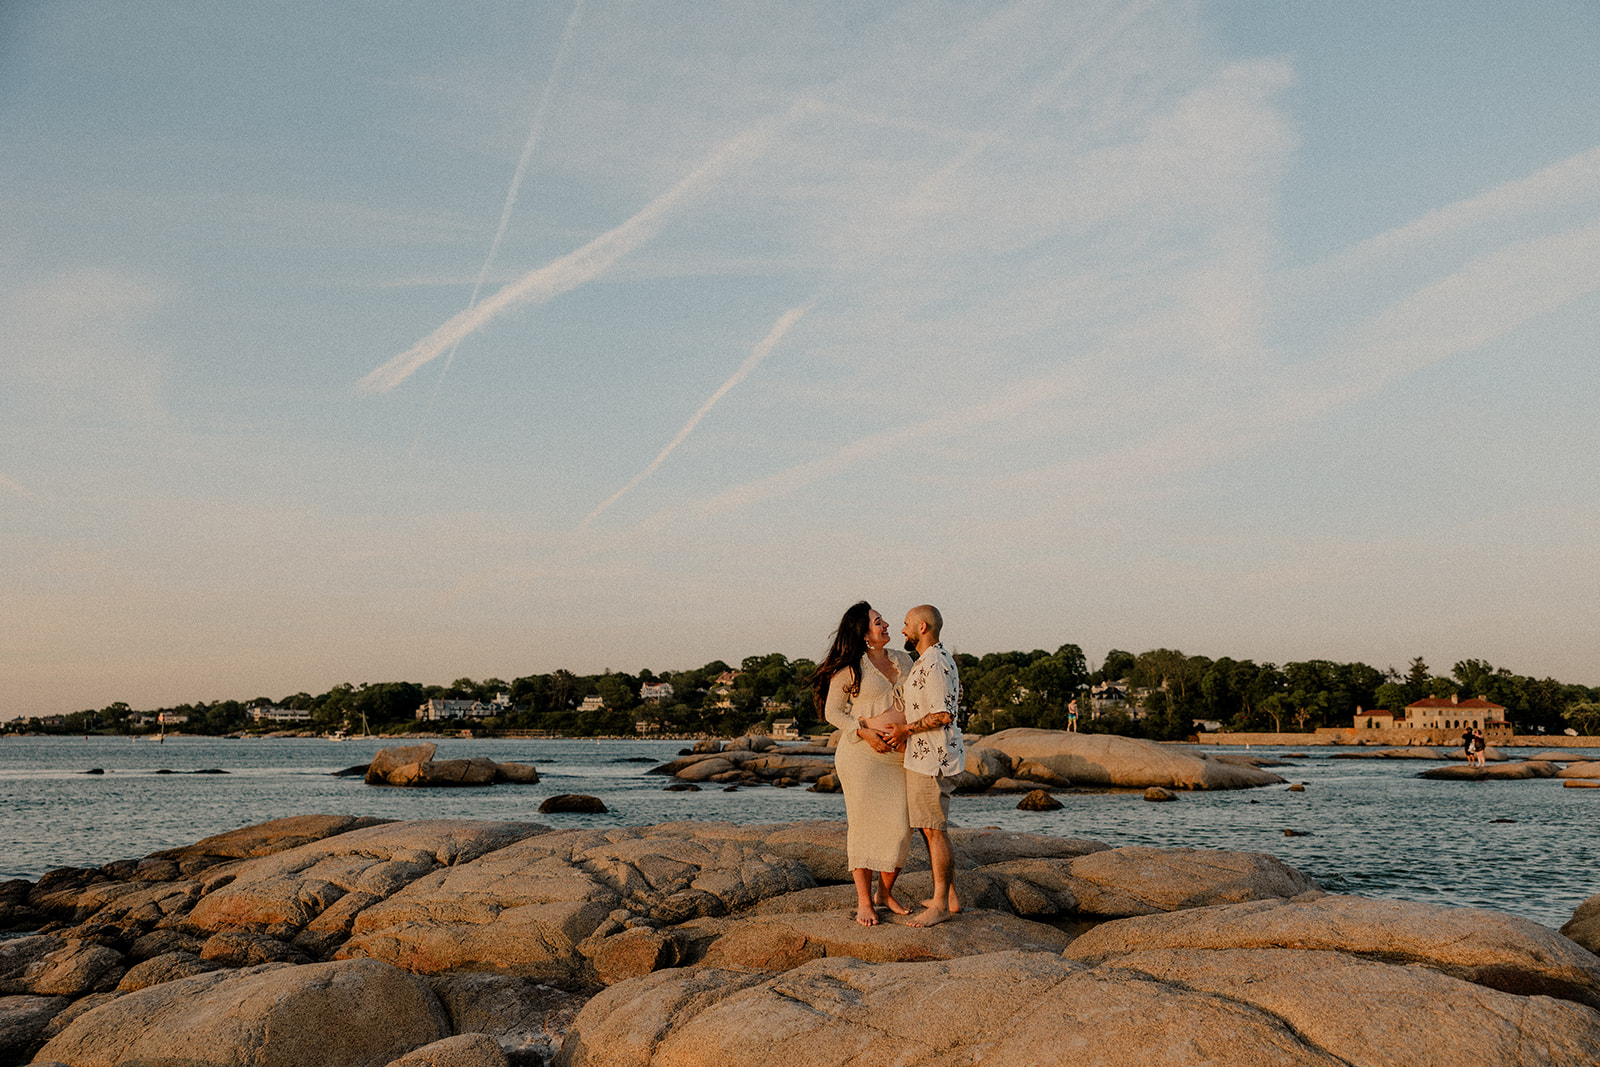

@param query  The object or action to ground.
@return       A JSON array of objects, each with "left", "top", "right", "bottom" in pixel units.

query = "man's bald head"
[{"left": 902, "top": 604, "right": 943, "bottom": 654}]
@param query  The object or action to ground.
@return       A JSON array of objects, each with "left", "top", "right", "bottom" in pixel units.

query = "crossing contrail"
[
  {"left": 406, "top": 0, "right": 588, "bottom": 452},
  {"left": 578, "top": 298, "right": 818, "bottom": 531},
  {"left": 357, "top": 120, "right": 777, "bottom": 396}
]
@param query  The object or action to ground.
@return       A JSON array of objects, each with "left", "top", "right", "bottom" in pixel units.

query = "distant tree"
[
  {"left": 1096, "top": 649, "right": 1136, "bottom": 684},
  {"left": 1564, "top": 702, "right": 1600, "bottom": 736}
]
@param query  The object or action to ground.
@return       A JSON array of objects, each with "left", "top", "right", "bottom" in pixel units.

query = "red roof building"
[{"left": 1401, "top": 694, "right": 1509, "bottom": 735}]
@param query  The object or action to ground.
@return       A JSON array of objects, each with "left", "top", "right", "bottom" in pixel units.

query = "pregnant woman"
[{"left": 814, "top": 600, "right": 913, "bottom": 926}]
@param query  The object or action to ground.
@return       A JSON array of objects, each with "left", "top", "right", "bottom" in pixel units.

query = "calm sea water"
[{"left": 1, "top": 736, "right": 1593, "bottom": 931}]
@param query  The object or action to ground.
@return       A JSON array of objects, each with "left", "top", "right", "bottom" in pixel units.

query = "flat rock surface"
[
  {"left": 1066, "top": 893, "right": 1600, "bottom": 1010},
  {"left": 1418, "top": 761, "right": 1558, "bottom": 780},
  {"left": 554, "top": 952, "right": 1350, "bottom": 1067}
]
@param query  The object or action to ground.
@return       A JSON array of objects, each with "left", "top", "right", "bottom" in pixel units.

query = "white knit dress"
[{"left": 825, "top": 649, "right": 913, "bottom": 873}]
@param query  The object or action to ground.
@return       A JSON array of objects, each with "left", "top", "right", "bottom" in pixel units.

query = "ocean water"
[{"left": 1, "top": 735, "right": 1594, "bottom": 931}]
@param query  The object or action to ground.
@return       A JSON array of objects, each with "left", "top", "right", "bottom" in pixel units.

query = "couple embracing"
[{"left": 813, "top": 601, "right": 965, "bottom": 928}]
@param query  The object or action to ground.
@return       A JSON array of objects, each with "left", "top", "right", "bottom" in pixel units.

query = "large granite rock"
[
  {"left": 978, "top": 728, "right": 1285, "bottom": 789},
  {"left": 37, "top": 958, "right": 451, "bottom": 1067},
  {"left": 691, "top": 908, "right": 1073, "bottom": 971},
  {"left": 0, "top": 935, "right": 124, "bottom": 996},
  {"left": 0, "top": 994, "right": 69, "bottom": 1064},
  {"left": 148, "top": 814, "right": 393, "bottom": 874},
  {"left": 338, "top": 824, "right": 817, "bottom": 986},
  {"left": 1558, "top": 761, "right": 1600, "bottom": 779},
  {"left": 364, "top": 745, "right": 541, "bottom": 788},
  {"left": 383, "top": 1032, "right": 508, "bottom": 1067},
  {"left": 556, "top": 894, "right": 1600, "bottom": 1067},
  {"left": 1563, "top": 891, "right": 1600, "bottom": 955},
  {"left": 1067, "top": 894, "right": 1600, "bottom": 1009},
  {"left": 182, "top": 819, "right": 550, "bottom": 947},
  {"left": 554, "top": 953, "right": 1351, "bottom": 1067}
]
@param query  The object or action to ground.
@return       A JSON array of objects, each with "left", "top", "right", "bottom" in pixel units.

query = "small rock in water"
[
  {"left": 155, "top": 769, "right": 173, "bottom": 775},
  {"left": 84, "top": 768, "right": 104, "bottom": 775},
  {"left": 1018, "top": 789, "right": 1063, "bottom": 811},
  {"left": 723, "top": 785, "right": 739, "bottom": 792},
  {"left": 1564, "top": 780, "right": 1600, "bottom": 789},
  {"left": 1283, "top": 829, "right": 1313, "bottom": 836},
  {"left": 331, "top": 763, "right": 370, "bottom": 777},
  {"left": 538, "top": 794, "right": 608, "bottom": 814},
  {"left": 191, "top": 768, "right": 228, "bottom": 775},
  {"left": 664, "top": 783, "right": 700, "bottom": 792},
  {"left": 1288, "top": 783, "right": 1305, "bottom": 792},
  {"left": 1143, "top": 787, "right": 1176, "bottom": 802},
  {"left": 1490, "top": 818, "right": 1516, "bottom": 823}
]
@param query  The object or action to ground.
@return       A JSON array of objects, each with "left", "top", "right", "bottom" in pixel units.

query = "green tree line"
[{"left": 10, "top": 648, "right": 1598, "bottom": 740}]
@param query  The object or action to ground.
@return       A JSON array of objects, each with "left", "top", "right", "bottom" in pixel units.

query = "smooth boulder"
[
  {"left": 38, "top": 958, "right": 451, "bottom": 1067},
  {"left": 979, "top": 728, "right": 1284, "bottom": 789}
]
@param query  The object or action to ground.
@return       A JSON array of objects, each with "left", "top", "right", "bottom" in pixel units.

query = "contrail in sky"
[
  {"left": 358, "top": 120, "right": 777, "bottom": 396},
  {"left": 578, "top": 299, "right": 818, "bottom": 531},
  {"left": 407, "top": 0, "right": 588, "bottom": 453}
]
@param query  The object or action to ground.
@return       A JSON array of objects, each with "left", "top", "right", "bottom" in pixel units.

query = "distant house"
[
  {"left": 640, "top": 682, "right": 675, "bottom": 703},
  {"left": 1402, "top": 694, "right": 1510, "bottom": 737},
  {"left": 760, "top": 696, "right": 791, "bottom": 714},
  {"left": 1090, "top": 682, "right": 1145, "bottom": 720},
  {"left": 770, "top": 718, "right": 800, "bottom": 741},
  {"left": 157, "top": 712, "right": 188, "bottom": 725},
  {"left": 1352, "top": 706, "right": 1394, "bottom": 730},
  {"left": 635, "top": 717, "right": 665, "bottom": 736},
  {"left": 577, "top": 695, "right": 606, "bottom": 713},
  {"left": 711, "top": 685, "right": 735, "bottom": 710},
  {"left": 416, "top": 694, "right": 513, "bottom": 722},
  {"left": 250, "top": 706, "right": 311, "bottom": 723}
]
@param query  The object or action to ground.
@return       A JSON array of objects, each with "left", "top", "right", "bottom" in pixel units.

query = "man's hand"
[{"left": 859, "top": 727, "right": 893, "bottom": 753}]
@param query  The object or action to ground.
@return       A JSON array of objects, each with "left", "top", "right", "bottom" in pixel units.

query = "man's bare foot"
[
  {"left": 907, "top": 905, "right": 951, "bottom": 928},
  {"left": 875, "top": 892, "right": 910, "bottom": 916},
  {"left": 921, "top": 895, "right": 961, "bottom": 914},
  {"left": 855, "top": 903, "right": 880, "bottom": 927}
]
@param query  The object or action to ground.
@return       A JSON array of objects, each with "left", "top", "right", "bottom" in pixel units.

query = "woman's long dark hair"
[{"left": 812, "top": 601, "right": 874, "bottom": 716}]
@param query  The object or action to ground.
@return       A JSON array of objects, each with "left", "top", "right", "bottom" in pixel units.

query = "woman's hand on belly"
[{"left": 858, "top": 710, "right": 906, "bottom": 731}]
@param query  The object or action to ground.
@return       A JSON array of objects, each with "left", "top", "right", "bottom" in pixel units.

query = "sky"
[{"left": 4, "top": 0, "right": 1599, "bottom": 718}]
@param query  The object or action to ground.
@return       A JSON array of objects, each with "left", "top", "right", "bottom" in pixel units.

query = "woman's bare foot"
[
  {"left": 855, "top": 903, "right": 880, "bottom": 926},
  {"left": 907, "top": 905, "right": 951, "bottom": 927},
  {"left": 875, "top": 891, "right": 910, "bottom": 916}
]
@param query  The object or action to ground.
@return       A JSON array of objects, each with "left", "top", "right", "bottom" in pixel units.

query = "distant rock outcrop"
[
  {"left": 975, "top": 728, "right": 1285, "bottom": 790},
  {"left": 1418, "top": 761, "right": 1558, "bottom": 780},
  {"left": 364, "top": 744, "right": 540, "bottom": 787}
]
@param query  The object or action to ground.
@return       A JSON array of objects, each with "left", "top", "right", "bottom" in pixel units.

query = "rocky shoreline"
[{"left": 2, "top": 808, "right": 1599, "bottom": 1066}]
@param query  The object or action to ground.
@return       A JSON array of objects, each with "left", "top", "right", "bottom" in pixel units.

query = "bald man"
[{"left": 886, "top": 604, "right": 964, "bottom": 927}]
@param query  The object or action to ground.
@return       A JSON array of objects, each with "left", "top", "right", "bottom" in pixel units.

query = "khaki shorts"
[{"left": 907, "top": 769, "right": 953, "bottom": 829}]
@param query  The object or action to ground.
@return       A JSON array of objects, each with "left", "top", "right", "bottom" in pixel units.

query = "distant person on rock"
[
  {"left": 886, "top": 604, "right": 964, "bottom": 927},
  {"left": 815, "top": 601, "right": 913, "bottom": 926},
  {"left": 1470, "top": 727, "right": 1487, "bottom": 767}
]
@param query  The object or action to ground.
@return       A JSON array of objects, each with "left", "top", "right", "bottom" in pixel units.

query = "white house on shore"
[
  {"left": 415, "top": 693, "right": 513, "bottom": 722},
  {"left": 250, "top": 706, "right": 311, "bottom": 723},
  {"left": 640, "top": 682, "right": 675, "bottom": 703}
]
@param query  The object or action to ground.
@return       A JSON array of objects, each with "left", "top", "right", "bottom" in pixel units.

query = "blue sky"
[{"left": 4, "top": 0, "right": 1598, "bottom": 717}]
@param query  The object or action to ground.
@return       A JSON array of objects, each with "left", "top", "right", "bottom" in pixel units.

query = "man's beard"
[{"left": 904, "top": 637, "right": 918, "bottom": 653}]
